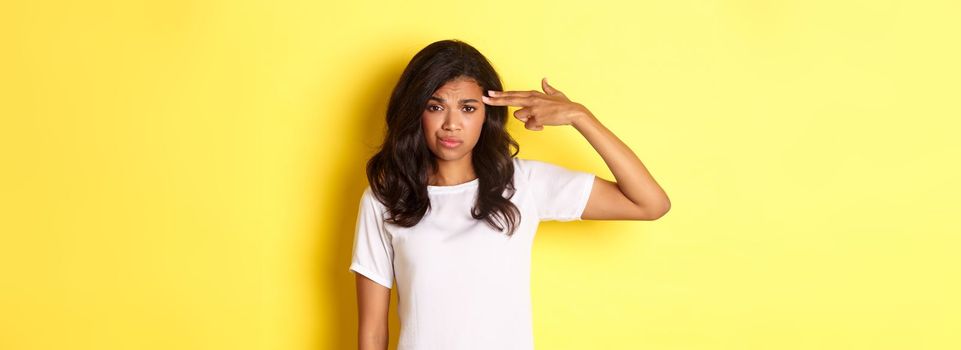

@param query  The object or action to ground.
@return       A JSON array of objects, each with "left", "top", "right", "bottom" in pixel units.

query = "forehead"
[{"left": 432, "top": 77, "right": 482, "bottom": 96}]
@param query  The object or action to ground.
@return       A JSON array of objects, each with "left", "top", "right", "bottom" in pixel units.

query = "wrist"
[{"left": 571, "top": 107, "right": 596, "bottom": 129}]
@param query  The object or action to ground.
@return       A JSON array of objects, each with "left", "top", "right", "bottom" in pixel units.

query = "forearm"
[
  {"left": 571, "top": 110, "right": 670, "bottom": 212},
  {"left": 358, "top": 329, "right": 388, "bottom": 350}
]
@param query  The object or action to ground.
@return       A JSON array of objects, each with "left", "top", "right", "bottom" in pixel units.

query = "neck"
[{"left": 429, "top": 155, "right": 476, "bottom": 186}]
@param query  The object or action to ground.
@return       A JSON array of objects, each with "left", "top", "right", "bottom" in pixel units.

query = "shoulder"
[
  {"left": 361, "top": 186, "right": 375, "bottom": 202},
  {"left": 511, "top": 156, "right": 550, "bottom": 178},
  {"left": 360, "top": 186, "right": 388, "bottom": 215},
  {"left": 512, "top": 156, "right": 572, "bottom": 177}
]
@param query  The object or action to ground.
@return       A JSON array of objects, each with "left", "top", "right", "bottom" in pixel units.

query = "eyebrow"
[{"left": 429, "top": 96, "right": 479, "bottom": 104}]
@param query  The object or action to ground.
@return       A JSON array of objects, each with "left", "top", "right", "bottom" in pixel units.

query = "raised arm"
[
  {"left": 571, "top": 107, "right": 670, "bottom": 221},
  {"left": 482, "top": 77, "right": 670, "bottom": 220}
]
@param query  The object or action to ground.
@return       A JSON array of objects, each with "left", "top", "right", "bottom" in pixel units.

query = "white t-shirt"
[{"left": 349, "top": 157, "right": 595, "bottom": 350}]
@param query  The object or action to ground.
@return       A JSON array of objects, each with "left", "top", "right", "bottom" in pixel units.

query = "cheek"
[
  {"left": 421, "top": 113, "right": 437, "bottom": 131},
  {"left": 421, "top": 115, "right": 444, "bottom": 147},
  {"left": 468, "top": 116, "right": 485, "bottom": 141}
]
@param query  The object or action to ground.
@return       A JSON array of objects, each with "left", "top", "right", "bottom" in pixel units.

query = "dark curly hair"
[{"left": 366, "top": 39, "right": 522, "bottom": 236}]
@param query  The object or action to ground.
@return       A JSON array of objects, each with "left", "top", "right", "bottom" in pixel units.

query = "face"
[{"left": 421, "top": 76, "right": 486, "bottom": 162}]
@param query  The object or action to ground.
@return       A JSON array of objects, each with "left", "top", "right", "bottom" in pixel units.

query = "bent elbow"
[
  {"left": 640, "top": 200, "right": 670, "bottom": 221},
  {"left": 652, "top": 205, "right": 670, "bottom": 220}
]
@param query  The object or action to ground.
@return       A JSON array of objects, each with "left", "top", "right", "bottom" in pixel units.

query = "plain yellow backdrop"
[{"left": 2, "top": 0, "right": 959, "bottom": 349}]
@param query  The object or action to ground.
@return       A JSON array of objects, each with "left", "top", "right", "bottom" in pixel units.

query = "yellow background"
[{"left": 2, "top": 0, "right": 959, "bottom": 349}]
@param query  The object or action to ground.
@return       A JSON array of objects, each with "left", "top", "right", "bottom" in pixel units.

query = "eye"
[
  {"left": 463, "top": 106, "right": 476, "bottom": 112},
  {"left": 427, "top": 104, "right": 443, "bottom": 112}
]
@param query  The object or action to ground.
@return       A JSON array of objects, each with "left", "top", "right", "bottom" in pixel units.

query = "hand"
[{"left": 482, "top": 77, "right": 593, "bottom": 131}]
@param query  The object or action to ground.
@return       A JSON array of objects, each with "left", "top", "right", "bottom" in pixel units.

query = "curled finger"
[{"left": 513, "top": 108, "right": 531, "bottom": 122}]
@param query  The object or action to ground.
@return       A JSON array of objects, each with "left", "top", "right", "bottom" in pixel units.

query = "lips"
[{"left": 438, "top": 136, "right": 462, "bottom": 148}]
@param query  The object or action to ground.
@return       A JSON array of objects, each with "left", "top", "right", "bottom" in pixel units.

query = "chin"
[
  {"left": 430, "top": 145, "right": 472, "bottom": 161},
  {"left": 434, "top": 152, "right": 468, "bottom": 161}
]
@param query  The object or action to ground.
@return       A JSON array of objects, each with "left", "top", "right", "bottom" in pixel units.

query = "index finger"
[
  {"left": 482, "top": 94, "right": 534, "bottom": 107},
  {"left": 492, "top": 90, "right": 539, "bottom": 98}
]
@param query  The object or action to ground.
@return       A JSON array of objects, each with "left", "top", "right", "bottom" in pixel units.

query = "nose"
[{"left": 442, "top": 112, "right": 462, "bottom": 131}]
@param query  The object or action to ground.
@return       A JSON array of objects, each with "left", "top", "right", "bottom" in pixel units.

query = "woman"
[{"left": 349, "top": 39, "right": 670, "bottom": 350}]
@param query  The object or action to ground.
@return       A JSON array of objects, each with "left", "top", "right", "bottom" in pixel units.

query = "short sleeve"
[
  {"left": 517, "top": 158, "right": 596, "bottom": 222},
  {"left": 348, "top": 187, "right": 395, "bottom": 289}
]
